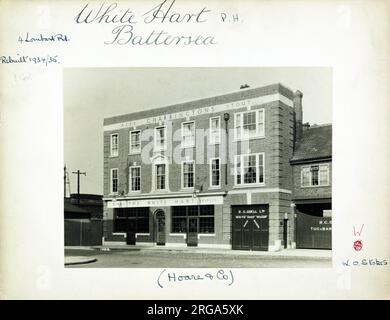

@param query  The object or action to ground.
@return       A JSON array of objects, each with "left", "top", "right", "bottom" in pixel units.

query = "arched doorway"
[{"left": 154, "top": 210, "right": 166, "bottom": 246}]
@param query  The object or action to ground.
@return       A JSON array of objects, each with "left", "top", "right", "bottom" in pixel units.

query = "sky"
[{"left": 63, "top": 67, "right": 332, "bottom": 195}]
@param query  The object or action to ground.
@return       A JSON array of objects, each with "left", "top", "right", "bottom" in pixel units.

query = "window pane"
[
  {"left": 243, "top": 155, "right": 257, "bottom": 183},
  {"left": 210, "top": 118, "right": 220, "bottom": 143},
  {"left": 130, "top": 131, "right": 140, "bottom": 152},
  {"left": 243, "top": 111, "right": 257, "bottom": 137},
  {"left": 302, "top": 168, "right": 310, "bottom": 186},
  {"left": 319, "top": 165, "right": 329, "bottom": 185},
  {"left": 200, "top": 205, "right": 214, "bottom": 216},
  {"left": 172, "top": 217, "right": 186, "bottom": 233},
  {"left": 172, "top": 206, "right": 186, "bottom": 216},
  {"left": 311, "top": 166, "right": 319, "bottom": 185},
  {"left": 236, "top": 156, "right": 241, "bottom": 184},
  {"left": 211, "top": 159, "right": 220, "bottom": 186},
  {"left": 182, "top": 122, "right": 195, "bottom": 146},
  {"left": 257, "top": 110, "right": 264, "bottom": 135},
  {"left": 114, "top": 208, "right": 149, "bottom": 233},
  {"left": 114, "top": 218, "right": 127, "bottom": 232},
  {"left": 111, "top": 134, "right": 118, "bottom": 156},
  {"left": 188, "top": 206, "right": 198, "bottom": 216},
  {"left": 130, "top": 167, "right": 140, "bottom": 191},
  {"left": 155, "top": 127, "right": 166, "bottom": 149},
  {"left": 199, "top": 217, "right": 214, "bottom": 233},
  {"left": 156, "top": 164, "right": 166, "bottom": 190},
  {"left": 235, "top": 114, "right": 241, "bottom": 139},
  {"left": 183, "top": 162, "right": 194, "bottom": 188},
  {"left": 258, "top": 154, "right": 264, "bottom": 183},
  {"left": 137, "top": 217, "right": 149, "bottom": 233},
  {"left": 112, "top": 169, "right": 118, "bottom": 193}
]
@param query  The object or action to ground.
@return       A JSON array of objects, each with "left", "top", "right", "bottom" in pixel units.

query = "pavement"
[
  {"left": 64, "top": 256, "right": 98, "bottom": 266},
  {"left": 65, "top": 244, "right": 332, "bottom": 262}
]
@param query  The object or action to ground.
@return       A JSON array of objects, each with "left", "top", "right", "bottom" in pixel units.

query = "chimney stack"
[{"left": 294, "top": 90, "right": 303, "bottom": 141}]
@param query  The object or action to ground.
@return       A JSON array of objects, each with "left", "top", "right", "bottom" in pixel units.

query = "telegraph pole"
[{"left": 72, "top": 169, "right": 86, "bottom": 205}]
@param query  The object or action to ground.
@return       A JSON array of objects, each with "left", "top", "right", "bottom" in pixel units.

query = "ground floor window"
[
  {"left": 171, "top": 205, "right": 214, "bottom": 233},
  {"left": 114, "top": 207, "right": 149, "bottom": 233}
]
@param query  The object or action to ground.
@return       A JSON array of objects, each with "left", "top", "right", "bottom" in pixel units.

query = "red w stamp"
[{"left": 353, "top": 239, "right": 363, "bottom": 251}]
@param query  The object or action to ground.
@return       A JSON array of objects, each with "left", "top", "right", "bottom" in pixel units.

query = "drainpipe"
[{"left": 223, "top": 113, "right": 230, "bottom": 186}]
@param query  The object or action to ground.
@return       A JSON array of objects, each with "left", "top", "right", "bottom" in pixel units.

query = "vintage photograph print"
[{"left": 63, "top": 67, "right": 332, "bottom": 268}]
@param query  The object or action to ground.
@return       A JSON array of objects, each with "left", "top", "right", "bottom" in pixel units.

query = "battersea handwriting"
[
  {"left": 18, "top": 33, "right": 70, "bottom": 44},
  {"left": 105, "top": 25, "right": 216, "bottom": 46},
  {"left": 74, "top": 0, "right": 216, "bottom": 46},
  {"left": 157, "top": 269, "right": 234, "bottom": 288}
]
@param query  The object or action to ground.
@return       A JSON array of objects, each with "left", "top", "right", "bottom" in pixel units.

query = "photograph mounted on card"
[{"left": 63, "top": 67, "right": 332, "bottom": 268}]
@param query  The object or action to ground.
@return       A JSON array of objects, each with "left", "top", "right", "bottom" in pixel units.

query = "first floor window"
[
  {"left": 235, "top": 153, "right": 265, "bottom": 185},
  {"left": 114, "top": 207, "right": 149, "bottom": 233},
  {"left": 129, "top": 130, "right": 141, "bottom": 153},
  {"left": 171, "top": 206, "right": 214, "bottom": 233},
  {"left": 210, "top": 158, "right": 220, "bottom": 187},
  {"left": 182, "top": 161, "right": 195, "bottom": 188},
  {"left": 129, "top": 166, "right": 141, "bottom": 192},
  {"left": 301, "top": 164, "right": 330, "bottom": 187},
  {"left": 156, "top": 164, "right": 166, "bottom": 190},
  {"left": 110, "top": 134, "right": 119, "bottom": 156},
  {"left": 111, "top": 168, "right": 118, "bottom": 194}
]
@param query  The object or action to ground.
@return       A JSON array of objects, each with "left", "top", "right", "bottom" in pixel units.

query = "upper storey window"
[
  {"left": 181, "top": 121, "right": 195, "bottom": 148},
  {"left": 110, "top": 134, "right": 119, "bottom": 157},
  {"left": 154, "top": 126, "right": 167, "bottom": 151},
  {"left": 234, "top": 153, "right": 265, "bottom": 186},
  {"left": 234, "top": 109, "right": 265, "bottom": 140},
  {"left": 209, "top": 116, "right": 221, "bottom": 145},
  {"left": 129, "top": 130, "right": 141, "bottom": 154},
  {"left": 301, "top": 164, "right": 330, "bottom": 187}
]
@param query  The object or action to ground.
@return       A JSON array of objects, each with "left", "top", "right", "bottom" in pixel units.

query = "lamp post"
[{"left": 223, "top": 113, "right": 230, "bottom": 186}]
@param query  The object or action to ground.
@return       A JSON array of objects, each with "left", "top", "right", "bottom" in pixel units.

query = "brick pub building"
[{"left": 102, "top": 83, "right": 332, "bottom": 251}]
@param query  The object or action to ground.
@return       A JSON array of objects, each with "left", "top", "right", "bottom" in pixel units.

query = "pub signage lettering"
[
  {"left": 104, "top": 94, "right": 292, "bottom": 131},
  {"left": 107, "top": 196, "right": 223, "bottom": 208}
]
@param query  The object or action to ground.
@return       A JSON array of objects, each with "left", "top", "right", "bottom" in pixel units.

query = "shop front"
[{"left": 105, "top": 195, "right": 226, "bottom": 247}]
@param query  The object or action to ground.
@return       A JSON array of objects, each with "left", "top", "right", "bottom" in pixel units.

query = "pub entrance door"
[
  {"left": 187, "top": 217, "right": 198, "bottom": 247},
  {"left": 126, "top": 219, "right": 136, "bottom": 245},
  {"left": 232, "top": 205, "right": 269, "bottom": 251},
  {"left": 155, "top": 210, "right": 166, "bottom": 246}
]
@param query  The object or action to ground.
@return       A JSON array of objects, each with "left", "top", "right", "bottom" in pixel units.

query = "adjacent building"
[
  {"left": 102, "top": 83, "right": 332, "bottom": 251},
  {"left": 64, "top": 193, "right": 104, "bottom": 246}
]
